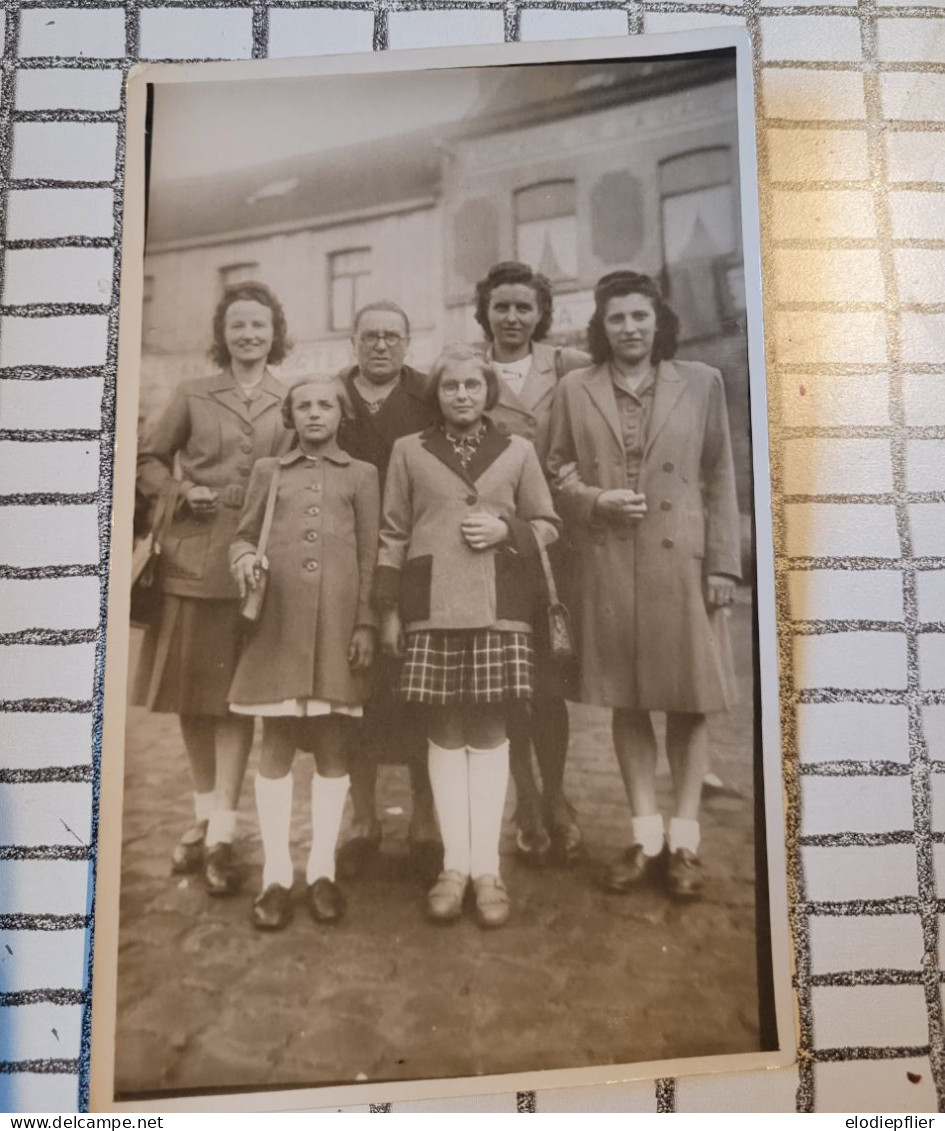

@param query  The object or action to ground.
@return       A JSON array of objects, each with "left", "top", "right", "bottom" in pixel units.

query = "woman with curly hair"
[{"left": 134, "top": 281, "right": 293, "bottom": 895}]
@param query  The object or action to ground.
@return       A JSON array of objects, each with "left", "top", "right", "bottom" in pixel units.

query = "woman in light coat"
[{"left": 547, "top": 271, "right": 741, "bottom": 900}]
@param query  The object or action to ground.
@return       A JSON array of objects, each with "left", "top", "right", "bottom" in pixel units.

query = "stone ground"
[{"left": 113, "top": 597, "right": 763, "bottom": 1101}]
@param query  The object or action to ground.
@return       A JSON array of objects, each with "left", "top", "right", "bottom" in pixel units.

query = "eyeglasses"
[
  {"left": 358, "top": 331, "right": 404, "bottom": 348},
  {"left": 439, "top": 379, "right": 486, "bottom": 398}
]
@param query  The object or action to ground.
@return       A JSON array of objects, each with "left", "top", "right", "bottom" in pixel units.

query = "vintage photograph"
[{"left": 93, "top": 32, "right": 789, "bottom": 1109}]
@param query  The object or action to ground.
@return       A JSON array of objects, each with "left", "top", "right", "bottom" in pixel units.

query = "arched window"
[{"left": 514, "top": 180, "right": 577, "bottom": 282}]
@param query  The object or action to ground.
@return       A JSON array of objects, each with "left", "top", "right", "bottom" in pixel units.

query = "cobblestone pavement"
[{"left": 114, "top": 598, "right": 762, "bottom": 1101}]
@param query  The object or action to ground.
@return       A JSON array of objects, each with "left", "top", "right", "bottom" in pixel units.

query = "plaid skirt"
[{"left": 400, "top": 630, "right": 534, "bottom": 705}]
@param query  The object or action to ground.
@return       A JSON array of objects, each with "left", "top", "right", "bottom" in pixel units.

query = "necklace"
[{"left": 442, "top": 421, "right": 486, "bottom": 470}]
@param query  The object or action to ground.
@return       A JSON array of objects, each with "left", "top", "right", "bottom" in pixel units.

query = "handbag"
[
  {"left": 130, "top": 482, "right": 179, "bottom": 629},
  {"left": 239, "top": 465, "right": 280, "bottom": 623},
  {"left": 534, "top": 537, "right": 575, "bottom": 664}
]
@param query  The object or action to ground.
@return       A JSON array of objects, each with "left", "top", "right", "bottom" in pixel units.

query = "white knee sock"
[
  {"left": 254, "top": 773, "right": 294, "bottom": 889},
  {"left": 194, "top": 791, "right": 215, "bottom": 824},
  {"left": 307, "top": 773, "right": 350, "bottom": 884},
  {"left": 206, "top": 808, "right": 238, "bottom": 848},
  {"left": 468, "top": 741, "right": 510, "bottom": 879},
  {"left": 631, "top": 814, "right": 666, "bottom": 857},
  {"left": 427, "top": 741, "right": 470, "bottom": 876},
  {"left": 667, "top": 817, "right": 701, "bottom": 855}
]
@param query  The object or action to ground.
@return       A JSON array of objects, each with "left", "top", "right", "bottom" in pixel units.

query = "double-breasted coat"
[
  {"left": 546, "top": 359, "right": 741, "bottom": 713},
  {"left": 228, "top": 444, "right": 380, "bottom": 708}
]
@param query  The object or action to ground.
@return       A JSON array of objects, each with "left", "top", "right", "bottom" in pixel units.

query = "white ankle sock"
[
  {"left": 468, "top": 741, "right": 510, "bottom": 879},
  {"left": 194, "top": 791, "right": 215, "bottom": 824},
  {"left": 307, "top": 773, "right": 350, "bottom": 884},
  {"left": 427, "top": 741, "right": 470, "bottom": 876},
  {"left": 667, "top": 817, "right": 701, "bottom": 855},
  {"left": 631, "top": 814, "right": 666, "bottom": 857},
  {"left": 254, "top": 774, "right": 294, "bottom": 889},
  {"left": 206, "top": 808, "right": 238, "bottom": 848}
]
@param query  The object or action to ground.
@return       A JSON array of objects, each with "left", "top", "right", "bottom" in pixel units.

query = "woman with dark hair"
[
  {"left": 472, "top": 261, "right": 590, "bottom": 865},
  {"left": 547, "top": 271, "right": 741, "bottom": 900},
  {"left": 376, "top": 345, "right": 559, "bottom": 928},
  {"left": 134, "top": 281, "right": 292, "bottom": 895}
]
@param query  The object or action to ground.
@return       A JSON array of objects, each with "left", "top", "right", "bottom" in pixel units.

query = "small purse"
[
  {"left": 130, "top": 482, "right": 178, "bottom": 629},
  {"left": 534, "top": 537, "right": 575, "bottom": 664},
  {"left": 239, "top": 465, "right": 280, "bottom": 623}
]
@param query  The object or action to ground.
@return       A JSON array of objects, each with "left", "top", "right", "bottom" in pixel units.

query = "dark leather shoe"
[
  {"left": 251, "top": 883, "right": 293, "bottom": 931},
  {"left": 603, "top": 844, "right": 664, "bottom": 893},
  {"left": 308, "top": 877, "right": 346, "bottom": 923},
  {"left": 409, "top": 838, "right": 445, "bottom": 886},
  {"left": 171, "top": 820, "right": 207, "bottom": 875},
  {"left": 666, "top": 848, "right": 704, "bottom": 900},
  {"left": 549, "top": 817, "right": 584, "bottom": 867},
  {"left": 336, "top": 833, "right": 381, "bottom": 882},
  {"left": 204, "top": 842, "right": 243, "bottom": 896}
]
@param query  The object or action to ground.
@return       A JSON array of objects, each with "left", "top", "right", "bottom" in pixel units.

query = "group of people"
[{"left": 133, "top": 260, "right": 742, "bottom": 933}]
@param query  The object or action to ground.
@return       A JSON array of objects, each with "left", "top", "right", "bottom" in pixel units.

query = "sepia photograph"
[{"left": 92, "top": 31, "right": 791, "bottom": 1110}]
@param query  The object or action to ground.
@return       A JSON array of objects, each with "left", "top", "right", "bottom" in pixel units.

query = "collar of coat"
[
  {"left": 485, "top": 340, "right": 558, "bottom": 418},
  {"left": 341, "top": 363, "right": 430, "bottom": 408},
  {"left": 580, "top": 359, "right": 687, "bottom": 455},
  {"left": 279, "top": 442, "right": 351, "bottom": 467},
  {"left": 417, "top": 416, "right": 511, "bottom": 488},
  {"left": 205, "top": 368, "right": 284, "bottom": 423}
]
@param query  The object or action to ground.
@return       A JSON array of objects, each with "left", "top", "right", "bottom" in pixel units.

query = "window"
[
  {"left": 329, "top": 248, "right": 372, "bottom": 332},
  {"left": 218, "top": 261, "right": 260, "bottom": 291},
  {"left": 659, "top": 148, "right": 742, "bottom": 339},
  {"left": 514, "top": 181, "right": 577, "bottom": 282}
]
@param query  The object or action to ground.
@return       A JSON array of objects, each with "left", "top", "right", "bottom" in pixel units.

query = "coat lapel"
[
  {"left": 644, "top": 361, "right": 687, "bottom": 457},
  {"left": 517, "top": 343, "right": 557, "bottom": 415},
  {"left": 420, "top": 422, "right": 511, "bottom": 488},
  {"left": 209, "top": 370, "right": 282, "bottom": 424},
  {"left": 581, "top": 364, "right": 623, "bottom": 448}
]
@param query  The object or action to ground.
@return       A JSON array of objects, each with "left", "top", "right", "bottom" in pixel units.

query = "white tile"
[
  {"left": 395, "top": 1093, "right": 518, "bottom": 1113},
  {"left": 0, "top": 1002, "right": 83, "bottom": 1062},
  {"left": 809, "top": 913, "right": 924, "bottom": 973},
  {"left": 910, "top": 504, "right": 945, "bottom": 556},
  {"left": 4, "top": 248, "right": 113, "bottom": 306},
  {"left": 0, "top": 315, "right": 109, "bottom": 368},
  {"left": 0, "top": 930, "right": 87, "bottom": 993},
  {"left": 919, "top": 634, "right": 945, "bottom": 690},
  {"left": 761, "top": 15, "right": 863, "bottom": 61},
  {"left": 780, "top": 373, "right": 889, "bottom": 429},
  {"left": 0, "top": 441, "right": 99, "bottom": 495},
  {"left": 0, "top": 377, "right": 103, "bottom": 431},
  {"left": 0, "top": 783, "right": 92, "bottom": 847},
  {"left": 768, "top": 128, "right": 870, "bottom": 182},
  {"left": 0, "top": 578, "right": 99, "bottom": 633},
  {"left": 882, "top": 73, "right": 945, "bottom": 121},
  {"left": 774, "top": 248, "right": 884, "bottom": 305},
  {"left": 19, "top": 8, "right": 125, "bottom": 57},
  {"left": 0, "top": 860, "right": 89, "bottom": 915},
  {"left": 0, "top": 644, "right": 95, "bottom": 701},
  {"left": 388, "top": 10, "right": 505, "bottom": 49},
  {"left": 783, "top": 438, "right": 892, "bottom": 496},
  {"left": 642, "top": 11, "right": 744, "bottom": 32},
  {"left": 801, "top": 775, "right": 913, "bottom": 836},
  {"left": 812, "top": 985, "right": 928, "bottom": 1048},
  {"left": 887, "top": 131, "right": 945, "bottom": 182},
  {"left": 0, "top": 712, "right": 93, "bottom": 771},
  {"left": 267, "top": 8, "right": 374, "bottom": 57},
  {"left": 918, "top": 571, "right": 945, "bottom": 624},
  {"left": 774, "top": 311, "right": 887, "bottom": 365},
  {"left": 902, "top": 312, "right": 945, "bottom": 364},
  {"left": 16, "top": 68, "right": 123, "bottom": 111},
  {"left": 6, "top": 189, "right": 114, "bottom": 240},
  {"left": 927, "top": 705, "right": 945, "bottom": 760},
  {"left": 889, "top": 191, "right": 945, "bottom": 240},
  {"left": 903, "top": 374, "right": 945, "bottom": 426},
  {"left": 878, "top": 18, "right": 945, "bottom": 63},
  {"left": 896, "top": 249, "right": 945, "bottom": 307},
  {"left": 535, "top": 1081, "right": 656, "bottom": 1112},
  {"left": 784, "top": 503, "right": 900, "bottom": 558},
  {"left": 908, "top": 439, "right": 945, "bottom": 494},
  {"left": 676, "top": 1067, "right": 799, "bottom": 1112},
  {"left": 140, "top": 8, "right": 254, "bottom": 60},
  {"left": 804, "top": 844, "right": 918, "bottom": 901},
  {"left": 12, "top": 122, "right": 117, "bottom": 182},
  {"left": 788, "top": 569, "right": 902, "bottom": 622},
  {"left": 0, "top": 1075, "right": 79, "bottom": 1115},
  {"left": 770, "top": 189, "right": 876, "bottom": 241},
  {"left": 520, "top": 8, "right": 627, "bottom": 40},
  {"left": 815, "top": 1058, "right": 937, "bottom": 1113},
  {"left": 763, "top": 68, "right": 865, "bottom": 122},
  {"left": 794, "top": 632, "right": 906, "bottom": 690},
  {"left": 0, "top": 505, "right": 99, "bottom": 568},
  {"left": 797, "top": 702, "right": 910, "bottom": 764}
]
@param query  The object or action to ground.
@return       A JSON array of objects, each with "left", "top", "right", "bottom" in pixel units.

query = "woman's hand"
[
  {"left": 594, "top": 489, "right": 647, "bottom": 522},
  {"left": 705, "top": 574, "right": 736, "bottom": 609},
  {"left": 461, "top": 513, "right": 509, "bottom": 551},
  {"left": 380, "top": 609, "right": 405, "bottom": 660},
  {"left": 348, "top": 626, "right": 376, "bottom": 671},
  {"left": 231, "top": 553, "right": 259, "bottom": 600},
  {"left": 186, "top": 484, "right": 219, "bottom": 518}
]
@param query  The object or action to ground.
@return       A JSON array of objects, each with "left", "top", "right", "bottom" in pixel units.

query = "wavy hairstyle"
[
  {"left": 586, "top": 271, "right": 679, "bottom": 366},
  {"left": 209, "top": 281, "right": 291, "bottom": 368},
  {"left": 474, "top": 261, "right": 554, "bottom": 344}
]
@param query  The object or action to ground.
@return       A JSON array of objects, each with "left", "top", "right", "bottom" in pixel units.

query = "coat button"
[
  {"left": 661, "top": 500, "right": 672, "bottom": 512},
  {"left": 306, "top": 531, "right": 318, "bottom": 542},
  {"left": 662, "top": 537, "right": 674, "bottom": 549},
  {"left": 237, "top": 465, "right": 250, "bottom": 476},
  {"left": 466, "top": 494, "right": 478, "bottom": 506},
  {"left": 240, "top": 442, "right": 253, "bottom": 454},
  {"left": 663, "top": 461, "right": 674, "bottom": 473},
  {"left": 308, "top": 506, "right": 320, "bottom": 516},
  {"left": 310, "top": 483, "right": 321, "bottom": 492},
  {"left": 241, "top": 423, "right": 253, "bottom": 435},
  {"left": 305, "top": 560, "right": 318, "bottom": 571}
]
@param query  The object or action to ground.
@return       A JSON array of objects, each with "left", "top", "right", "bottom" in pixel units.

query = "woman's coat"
[{"left": 546, "top": 359, "right": 741, "bottom": 712}]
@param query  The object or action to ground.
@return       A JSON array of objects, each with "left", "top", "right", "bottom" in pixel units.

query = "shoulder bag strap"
[
  {"left": 534, "top": 535, "right": 559, "bottom": 606},
  {"left": 255, "top": 465, "right": 281, "bottom": 561}
]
